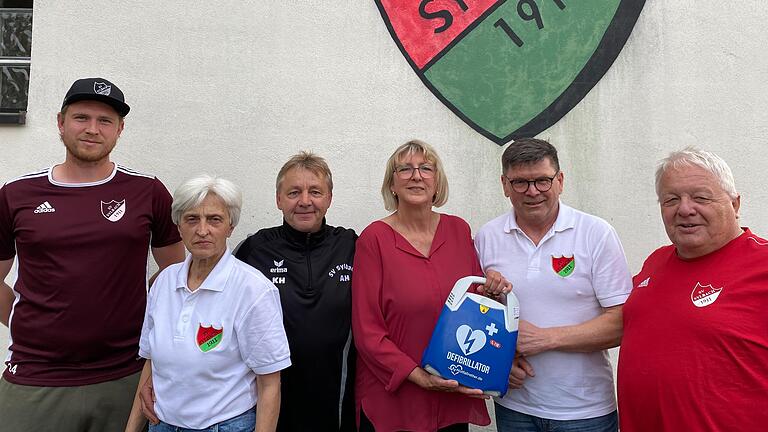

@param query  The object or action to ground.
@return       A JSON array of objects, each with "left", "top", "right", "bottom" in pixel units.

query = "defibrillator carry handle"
[
  {"left": 444, "top": 275, "right": 487, "bottom": 308},
  {"left": 447, "top": 275, "right": 520, "bottom": 333}
]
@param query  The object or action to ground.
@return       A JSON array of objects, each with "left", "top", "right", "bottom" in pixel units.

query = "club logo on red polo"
[
  {"left": 197, "top": 324, "right": 223, "bottom": 352},
  {"left": 552, "top": 255, "right": 575, "bottom": 277},
  {"left": 374, "top": 0, "right": 646, "bottom": 144},
  {"left": 690, "top": 282, "right": 723, "bottom": 308},
  {"left": 100, "top": 199, "right": 126, "bottom": 222}
]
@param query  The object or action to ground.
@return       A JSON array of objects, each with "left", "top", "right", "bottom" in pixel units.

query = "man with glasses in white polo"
[{"left": 474, "top": 138, "right": 633, "bottom": 432}]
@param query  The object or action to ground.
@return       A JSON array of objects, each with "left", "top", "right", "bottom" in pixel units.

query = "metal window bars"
[{"left": 0, "top": 8, "right": 32, "bottom": 125}]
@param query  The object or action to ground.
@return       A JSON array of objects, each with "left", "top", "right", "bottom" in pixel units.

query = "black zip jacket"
[{"left": 235, "top": 219, "right": 357, "bottom": 432}]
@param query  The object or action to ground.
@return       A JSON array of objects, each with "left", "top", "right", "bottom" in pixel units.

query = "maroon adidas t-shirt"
[{"left": 0, "top": 164, "right": 181, "bottom": 386}]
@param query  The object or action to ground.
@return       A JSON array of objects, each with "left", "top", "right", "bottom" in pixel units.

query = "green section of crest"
[
  {"left": 557, "top": 259, "right": 575, "bottom": 277},
  {"left": 199, "top": 333, "right": 222, "bottom": 352},
  {"left": 424, "top": 0, "right": 620, "bottom": 139}
]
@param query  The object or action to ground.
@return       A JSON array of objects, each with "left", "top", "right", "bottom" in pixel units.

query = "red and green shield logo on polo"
[
  {"left": 552, "top": 255, "right": 575, "bottom": 277},
  {"left": 196, "top": 324, "right": 223, "bottom": 352},
  {"left": 374, "top": 0, "right": 646, "bottom": 144}
]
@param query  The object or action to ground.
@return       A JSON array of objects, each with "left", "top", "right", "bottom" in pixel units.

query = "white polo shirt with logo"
[
  {"left": 474, "top": 202, "right": 632, "bottom": 420},
  {"left": 139, "top": 249, "right": 291, "bottom": 429}
]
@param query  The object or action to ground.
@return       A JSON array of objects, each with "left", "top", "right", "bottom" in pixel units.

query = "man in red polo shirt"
[{"left": 0, "top": 77, "right": 184, "bottom": 430}]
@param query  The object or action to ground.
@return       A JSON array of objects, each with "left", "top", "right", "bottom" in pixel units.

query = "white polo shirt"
[
  {"left": 474, "top": 202, "right": 632, "bottom": 420},
  {"left": 139, "top": 249, "right": 291, "bottom": 429}
]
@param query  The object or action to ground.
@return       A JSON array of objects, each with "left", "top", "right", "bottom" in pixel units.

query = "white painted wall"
[{"left": 1, "top": 0, "right": 767, "bottom": 390}]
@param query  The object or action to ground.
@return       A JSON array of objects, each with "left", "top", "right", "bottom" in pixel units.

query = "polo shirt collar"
[
  {"left": 174, "top": 247, "right": 235, "bottom": 292},
  {"left": 504, "top": 201, "right": 575, "bottom": 235}
]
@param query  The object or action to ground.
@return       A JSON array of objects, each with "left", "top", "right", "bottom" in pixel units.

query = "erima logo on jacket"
[
  {"left": 270, "top": 259, "right": 287, "bottom": 273},
  {"left": 270, "top": 259, "right": 288, "bottom": 284}
]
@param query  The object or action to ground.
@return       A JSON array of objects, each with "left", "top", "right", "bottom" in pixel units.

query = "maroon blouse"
[{"left": 352, "top": 214, "right": 490, "bottom": 432}]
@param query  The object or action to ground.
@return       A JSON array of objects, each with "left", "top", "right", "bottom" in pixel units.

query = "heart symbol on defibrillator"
[{"left": 456, "top": 325, "right": 486, "bottom": 356}]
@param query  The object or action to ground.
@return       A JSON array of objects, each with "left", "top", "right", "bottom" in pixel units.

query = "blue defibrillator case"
[{"left": 421, "top": 276, "right": 519, "bottom": 397}]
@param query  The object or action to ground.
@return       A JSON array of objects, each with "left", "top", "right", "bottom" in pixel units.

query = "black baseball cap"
[{"left": 61, "top": 77, "right": 130, "bottom": 117}]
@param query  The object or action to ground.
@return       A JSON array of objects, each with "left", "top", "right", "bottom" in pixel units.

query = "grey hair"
[
  {"left": 655, "top": 147, "right": 738, "bottom": 200},
  {"left": 171, "top": 175, "right": 243, "bottom": 227}
]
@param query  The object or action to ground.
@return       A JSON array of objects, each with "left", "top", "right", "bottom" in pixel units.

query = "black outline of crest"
[{"left": 374, "top": 0, "right": 646, "bottom": 145}]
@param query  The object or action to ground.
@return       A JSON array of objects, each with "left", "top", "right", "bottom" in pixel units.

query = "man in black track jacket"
[{"left": 235, "top": 152, "right": 356, "bottom": 432}]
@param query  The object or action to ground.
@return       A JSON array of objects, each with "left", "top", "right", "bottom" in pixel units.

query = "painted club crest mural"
[{"left": 375, "top": 0, "right": 646, "bottom": 145}]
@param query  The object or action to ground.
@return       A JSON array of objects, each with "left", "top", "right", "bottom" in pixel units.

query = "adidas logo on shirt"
[
  {"left": 33, "top": 201, "right": 56, "bottom": 214},
  {"left": 637, "top": 277, "right": 650, "bottom": 288}
]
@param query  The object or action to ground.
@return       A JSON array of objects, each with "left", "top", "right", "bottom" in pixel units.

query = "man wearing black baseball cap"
[
  {"left": 0, "top": 77, "right": 184, "bottom": 430},
  {"left": 61, "top": 77, "right": 131, "bottom": 117}
]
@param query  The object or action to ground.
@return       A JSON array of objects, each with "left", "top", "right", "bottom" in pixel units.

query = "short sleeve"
[
  {"left": 474, "top": 224, "right": 489, "bottom": 271},
  {"left": 457, "top": 217, "right": 483, "bottom": 276},
  {"left": 150, "top": 178, "right": 182, "bottom": 248},
  {"left": 592, "top": 225, "right": 633, "bottom": 307},
  {"left": 236, "top": 285, "right": 291, "bottom": 375},
  {"left": 0, "top": 185, "right": 17, "bottom": 260},
  {"left": 138, "top": 277, "right": 159, "bottom": 359}
]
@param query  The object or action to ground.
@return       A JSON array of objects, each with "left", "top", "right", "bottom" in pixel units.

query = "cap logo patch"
[{"left": 94, "top": 81, "right": 112, "bottom": 96}]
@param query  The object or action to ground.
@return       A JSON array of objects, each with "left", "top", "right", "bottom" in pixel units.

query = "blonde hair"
[
  {"left": 275, "top": 151, "right": 333, "bottom": 192},
  {"left": 381, "top": 139, "right": 449, "bottom": 211}
]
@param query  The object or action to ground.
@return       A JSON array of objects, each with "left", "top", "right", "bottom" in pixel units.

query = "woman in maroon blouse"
[{"left": 352, "top": 140, "right": 509, "bottom": 432}]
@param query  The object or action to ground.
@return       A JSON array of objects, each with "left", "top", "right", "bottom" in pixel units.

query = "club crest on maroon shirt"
[{"left": 100, "top": 199, "right": 126, "bottom": 222}]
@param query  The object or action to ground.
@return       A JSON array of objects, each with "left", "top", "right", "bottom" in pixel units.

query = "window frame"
[{"left": 0, "top": 6, "right": 32, "bottom": 125}]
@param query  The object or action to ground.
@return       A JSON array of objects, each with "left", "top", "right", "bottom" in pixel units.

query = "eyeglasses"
[
  {"left": 394, "top": 164, "right": 436, "bottom": 179},
  {"left": 505, "top": 171, "right": 559, "bottom": 193}
]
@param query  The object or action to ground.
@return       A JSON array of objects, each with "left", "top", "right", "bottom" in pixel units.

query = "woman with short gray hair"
[
  {"left": 170, "top": 175, "right": 244, "bottom": 228},
  {"left": 126, "top": 175, "right": 290, "bottom": 432}
]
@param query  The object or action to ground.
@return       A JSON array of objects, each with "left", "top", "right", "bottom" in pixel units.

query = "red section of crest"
[
  {"left": 196, "top": 324, "right": 223, "bottom": 345},
  {"left": 379, "top": 0, "right": 499, "bottom": 69},
  {"left": 551, "top": 256, "right": 573, "bottom": 273}
]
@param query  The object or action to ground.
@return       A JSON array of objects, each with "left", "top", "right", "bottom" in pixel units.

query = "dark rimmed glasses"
[
  {"left": 505, "top": 171, "right": 559, "bottom": 193},
  {"left": 394, "top": 164, "right": 436, "bottom": 179}
]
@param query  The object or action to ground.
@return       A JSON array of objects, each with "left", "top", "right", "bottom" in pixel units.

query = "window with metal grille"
[{"left": 0, "top": 0, "right": 32, "bottom": 125}]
